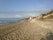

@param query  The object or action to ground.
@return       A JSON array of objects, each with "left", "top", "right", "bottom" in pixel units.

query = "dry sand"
[{"left": 0, "top": 19, "right": 53, "bottom": 40}]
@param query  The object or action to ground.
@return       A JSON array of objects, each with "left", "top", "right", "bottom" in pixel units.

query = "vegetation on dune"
[{"left": 36, "top": 10, "right": 53, "bottom": 20}]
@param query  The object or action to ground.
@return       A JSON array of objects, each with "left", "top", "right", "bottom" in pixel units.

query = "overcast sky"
[{"left": 0, "top": 0, "right": 53, "bottom": 18}]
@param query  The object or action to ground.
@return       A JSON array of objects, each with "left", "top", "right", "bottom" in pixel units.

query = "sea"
[{"left": 0, "top": 18, "right": 21, "bottom": 24}]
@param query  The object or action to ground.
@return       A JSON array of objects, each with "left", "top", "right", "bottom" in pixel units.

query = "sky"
[{"left": 0, "top": 0, "right": 53, "bottom": 18}]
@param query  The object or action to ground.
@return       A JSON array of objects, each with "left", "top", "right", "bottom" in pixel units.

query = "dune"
[{"left": 0, "top": 11, "right": 53, "bottom": 40}]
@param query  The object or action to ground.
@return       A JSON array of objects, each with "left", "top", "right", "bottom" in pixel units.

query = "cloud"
[
  {"left": 0, "top": 8, "right": 51, "bottom": 18},
  {"left": 15, "top": 15, "right": 22, "bottom": 18},
  {"left": 26, "top": 13, "right": 36, "bottom": 17}
]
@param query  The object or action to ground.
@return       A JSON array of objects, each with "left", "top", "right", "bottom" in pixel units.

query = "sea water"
[{"left": 0, "top": 18, "right": 21, "bottom": 24}]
